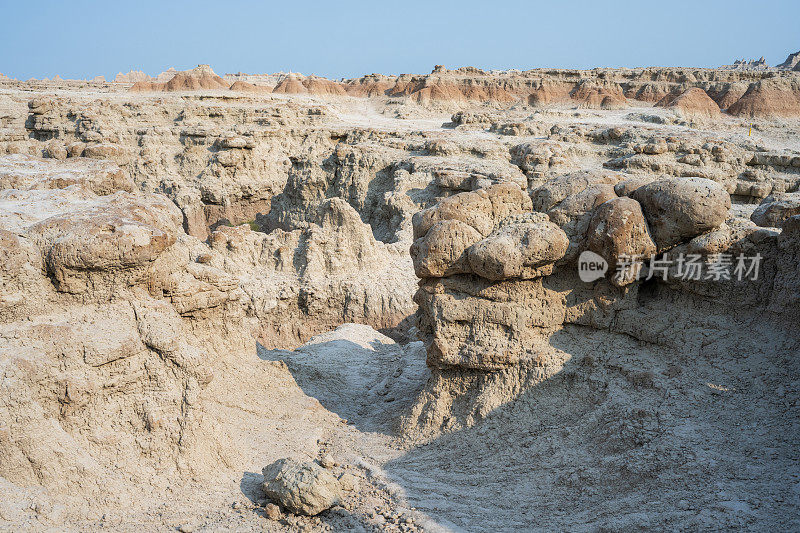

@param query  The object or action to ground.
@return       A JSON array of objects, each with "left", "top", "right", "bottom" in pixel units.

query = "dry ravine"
[{"left": 1, "top": 64, "right": 799, "bottom": 532}]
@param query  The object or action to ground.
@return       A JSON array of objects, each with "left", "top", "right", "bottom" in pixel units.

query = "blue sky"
[{"left": 1, "top": 0, "right": 798, "bottom": 80}]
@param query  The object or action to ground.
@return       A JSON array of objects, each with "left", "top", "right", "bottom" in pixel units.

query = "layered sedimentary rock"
[
  {"left": 118, "top": 63, "right": 800, "bottom": 117},
  {"left": 727, "top": 78, "right": 800, "bottom": 118},
  {"left": 0, "top": 155, "right": 304, "bottom": 513},
  {"left": 655, "top": 87, "right": 721, "bottom": 119},
  {"left": 272, "top": 73, "right": 308, "bottom": 94},
  {"left": 777, "top": 50, "right": 800, "bottom": 71},
  {"left": 0, "top": 58, "right": 799, "bottom": 530},
  {"left": 130, "top": 64, "right": 231, "bottom": 92},
  {"left": 406, "top": 169, "right": 798, "bottom": 437},
  {"left": 344, "top": 65, "right": 800, "bottom": 117}
]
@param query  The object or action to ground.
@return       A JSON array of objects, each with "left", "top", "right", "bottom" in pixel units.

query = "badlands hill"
[
  {"left": 655, "top": 86, "right": 721, "bottom": 118},
  {"left": 0, "top": 56, "right": 799, "bottom": 531},
  {"left": 113, "top": 70, "right": 150, "bottom": 83},
  {"left": 122, "top": 63, "right": 800, "bottom": 119},
  {"left": 130, "top": 64, "right": 230, "bottom": 92},
  {"left": 777, "top": 50, "right": 800, "bottom": 71}
]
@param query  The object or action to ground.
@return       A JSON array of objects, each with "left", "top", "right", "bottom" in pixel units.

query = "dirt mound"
[
  {"left": 656, "top": 87, "right": 721, "bottom": 118},
  {"left": 229, "top": 80, "right": 271, "bottom": 93},
  {"left": 707, "top": 81, "right": 749, "bottom": 110},
  {"left": 344, "top": 74, "right": 396, "bottom": 97},
  {"left": 302, "top": 76, "right": 347, "bottom": 96},
  {"left": 571, "top": 82, "right": 628, "bottom": 109},
  {"left": 272, "top": 74, "right": 308, "bottom": 94},
  {"left": 727, "top": 79, "right": 800, "bottom": 118},
  {"left": 130, "top": 65, "right": 230, "bottom": 92}
]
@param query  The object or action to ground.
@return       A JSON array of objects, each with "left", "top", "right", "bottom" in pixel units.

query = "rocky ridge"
[{"left": 113, "top": 63, "right": 800, "bottom": 118}]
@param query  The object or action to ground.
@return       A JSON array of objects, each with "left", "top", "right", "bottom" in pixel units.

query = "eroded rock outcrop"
[
  {"left": 728, "top": 79, "right": 800, "bottom": 118},
  {"left": 655, "top": 87, "right": 721, "bottom": 119},
  {"left": 1, "top": 57, "right": 799, "bottom": 530},
  {"left": 108, "top": 61, "right": 800, "bottom": 120},
  {"left": 751, "top": 192, "right": 800, "bottom": 227},
  {"left": 0, "top": 155, "right": 339, "bottom": 519},
  {"left": 130, "top": 64, "right": 231, "bottom": 92},
  {"left": 405, "top": 170, "right": 796, "bottom": 439}
]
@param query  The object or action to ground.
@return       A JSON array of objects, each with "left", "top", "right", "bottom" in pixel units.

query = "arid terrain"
[{"left": 1, "top": 60, "right": 799, "bottom": 531}]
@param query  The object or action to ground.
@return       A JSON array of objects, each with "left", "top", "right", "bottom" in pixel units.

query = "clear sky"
[{"left": 1, "top": 0, "right": 798, "bottom": 80}]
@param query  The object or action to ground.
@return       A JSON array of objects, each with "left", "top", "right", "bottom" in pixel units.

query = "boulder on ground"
[
  {"left": 614, "top": 175, "right": 658, "bottom": 197},
  {"left": 261, "top": 458, "right": 343, "bottom": 516}
]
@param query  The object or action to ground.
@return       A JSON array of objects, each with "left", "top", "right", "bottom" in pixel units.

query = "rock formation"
[
  {"left": 655, "top": 87, "right": 721, "bottom": 118},
  {"left": 0, "top": 57, "right": 799, "bottom": 531},
  {"left": 751, "top": 192, "right": 800, "bottom": 227},
  {"left": 405, "top": 168, "right": 799, "bottom": 449},
  {"left": 272, "top": 73, "right": 310, "bottom": 94},
  {"left": 113, "top": 61, "right": 800, "bottom": 118},
  {"left": 154, "top": 67, "right": 178, "bottom": 82},
  {"left": 777, "top": 50, "right": 800, "bottom": 71},
  {"left": 722, "top": 57, "right": 769, "bottom": 70},
  {"left": 114, "top": 70, "right": 151, "bottom": 83},
  {"left": 727, "top": 78, "right": 800, "bottom": 118},
  {"left": 0, "top": 155, "right": 246, "bottom": 501},
  {"left": 261, "top": 459, "right": 344, "bottom": 515},
  {"left": 130, "top": 64, "right": 230, "bottom": 92}
]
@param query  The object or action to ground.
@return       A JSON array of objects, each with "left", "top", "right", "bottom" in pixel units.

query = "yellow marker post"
[{"left": 748, "top": 124, "right": 752, "bottom": 136}]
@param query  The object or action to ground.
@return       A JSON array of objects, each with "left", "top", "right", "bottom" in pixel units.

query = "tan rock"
[
  {"left": 632, "top": 177, "right": 730, "bottom": 250},
  {"left": 412, "top": 183, "right": 531, "bottom": 239},
  {"left": 586, "top": 197, "right": 657, "bottom": 286},
  {"left": 655, "top": 87, "right": 721, "bottom": 119},
  {"left": 410, "top": 219, "right": 482, "bottom": 278},
  {"left": 751, "top": 192, "right": 800, "bottom": 228},
  {"left": 261, "top": 459, "right": 343, "bottom": 516},
  {"left": 467, "top": 214, "right": 569, "bottom": 280}
]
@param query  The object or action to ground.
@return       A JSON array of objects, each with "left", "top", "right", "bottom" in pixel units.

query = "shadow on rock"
[{"left": 383, "top": 325, "right": 800, "bottom": 531}]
